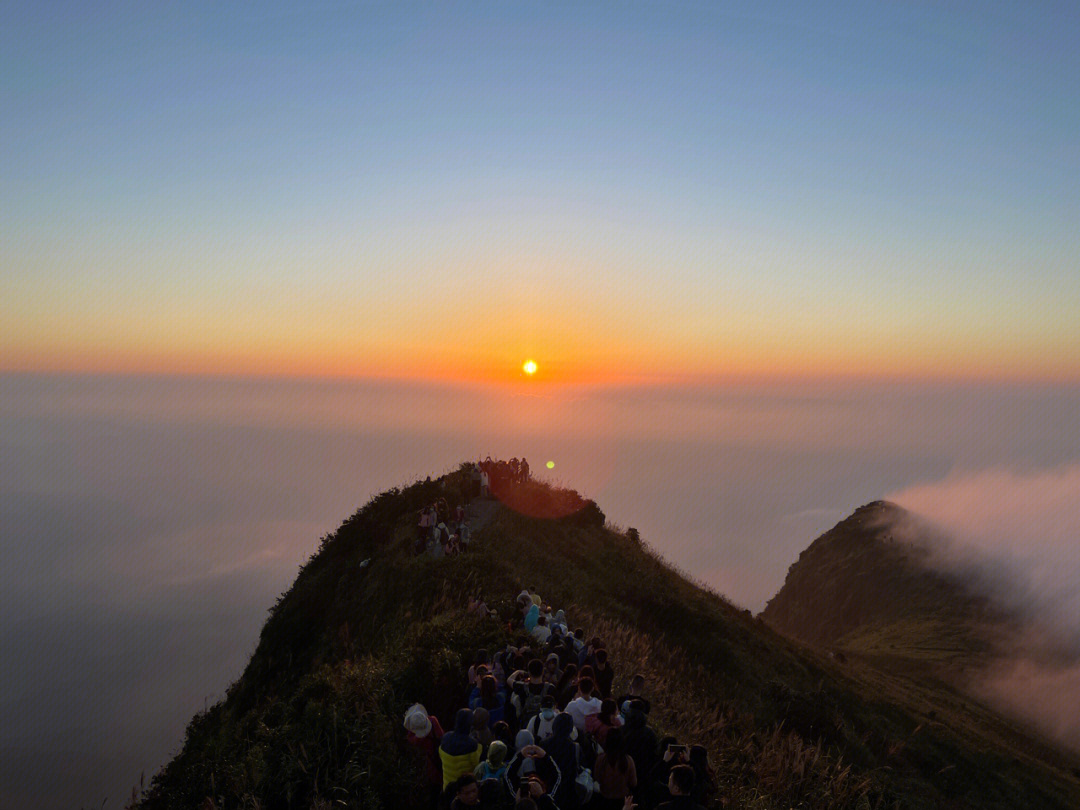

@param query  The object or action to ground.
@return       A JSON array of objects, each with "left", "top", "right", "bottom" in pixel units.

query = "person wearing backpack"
[
  {"left": 474, "top": 739, "right": 509, "bottom": 783},
  {"left": 525, "top": 694, "right": 582, "bottom": 744},
  {"left": 509, "top": 659, "right": 552, "bottom": 723}
]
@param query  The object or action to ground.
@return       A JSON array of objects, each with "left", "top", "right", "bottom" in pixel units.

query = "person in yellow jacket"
[{"left": 440, "top": 708, "right": 482, "bottom": 789}]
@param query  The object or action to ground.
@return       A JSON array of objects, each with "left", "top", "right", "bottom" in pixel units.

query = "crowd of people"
[
  {"left": 416, "top": 457, "right": 534, "bottom": 558},
  {"left": 403, "top": 587, "right": 718, "bottom": 810},
  {"left": 416, "top": 496, "right": 472, "bottom": 557},
  {"left": 477, "top": 456, "right": 532, "bottom": 497}
]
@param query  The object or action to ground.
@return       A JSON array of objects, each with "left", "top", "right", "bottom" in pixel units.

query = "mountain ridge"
[
  {"left": 135, "top": 467, "right": 1080, "bottom": 809},
  {"left": 760, "top": 501, "right": 1019, "bottom": 674}
]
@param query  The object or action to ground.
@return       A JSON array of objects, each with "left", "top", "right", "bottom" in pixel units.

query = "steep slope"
[
  {"left": 138, "top": 473, "right": 1080, "bottom": 809},
  {"left": 760, "top": 501, "right": 1015, "bottom": 674}
]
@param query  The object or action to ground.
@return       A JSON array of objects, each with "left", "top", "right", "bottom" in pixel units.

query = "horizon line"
[{"left": 4, "top": 364, "right": 1080, "bottom": 390}]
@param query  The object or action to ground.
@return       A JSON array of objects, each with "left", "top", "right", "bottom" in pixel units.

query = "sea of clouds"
[{"left": 890, "top": 465, "right": 1080, "bottom": 751}]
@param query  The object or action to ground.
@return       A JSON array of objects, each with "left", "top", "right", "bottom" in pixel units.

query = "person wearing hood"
[
  {"left": 403, "top": 703, "right": 445, "bottom": 801},
  {"left": 542, "top": 653, "right": 562, "bottom": 686},
  {"left": 514, "top": 728, "right": 536, "bottom": 753},
  {"left": 541, "top": 712, "right": 582, "bottom": 809},
  {"left": 474, "top": 739, "right": 509, "bottom": 783},
  {"left": 523, "top": 603, "right": 540, "bottom": 632},
  {"left": 551, "top": 609, "right": 568, "bottom": 635},
  {"left": 440, "top": 708, "right": 482, "bottom": 789},
  {"left": 505, "top": 729, "right": 561, "bottom": 806}
]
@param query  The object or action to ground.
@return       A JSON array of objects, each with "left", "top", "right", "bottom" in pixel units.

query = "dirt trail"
[{"left": 467, "top": 498, "right": 499, "bottom": 535}]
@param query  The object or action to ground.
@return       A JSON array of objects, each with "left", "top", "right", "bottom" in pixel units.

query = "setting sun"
[{"left": 522, "top": 360, "right": 538, "bottom": 375}]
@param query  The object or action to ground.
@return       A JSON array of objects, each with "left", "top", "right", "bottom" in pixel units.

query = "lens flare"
[{"left": 546, "top": 460, "right": 555, "bottom": 469}]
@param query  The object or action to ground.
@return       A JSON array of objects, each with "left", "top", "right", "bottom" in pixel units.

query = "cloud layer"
[{"left": 889, "top": 465, "right": 1080, "bottom": 751}]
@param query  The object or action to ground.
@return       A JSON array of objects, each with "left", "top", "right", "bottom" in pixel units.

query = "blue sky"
[{"left": 3, "top": 1, "right": 1079, "bottom": 380}]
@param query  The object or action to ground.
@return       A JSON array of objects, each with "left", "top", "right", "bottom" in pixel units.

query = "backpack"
[
  {"left": 573, "top": 743, "right": 597, "bottom": 802},
  {"left": 522, "top": 683, "right": 551, "bottom": 719},
  {"left": 527, "top": 713, "right": 556, "bottom": 742}
]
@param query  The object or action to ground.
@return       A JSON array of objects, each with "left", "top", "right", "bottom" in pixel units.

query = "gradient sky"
[{"left": 4, "top": 1, "right": 1080, "bottom": 382}]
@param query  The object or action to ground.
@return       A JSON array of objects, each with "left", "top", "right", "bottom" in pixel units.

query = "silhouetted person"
[{"left": 656, "top": 764, "right": 704, "bottom": 810}]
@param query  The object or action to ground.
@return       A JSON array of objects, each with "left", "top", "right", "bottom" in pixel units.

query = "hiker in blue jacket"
[{"left": 524, "top": 603, "right": 540, "bottom": 632}]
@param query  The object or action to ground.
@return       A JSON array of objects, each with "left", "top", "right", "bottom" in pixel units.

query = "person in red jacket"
[{"left": 404, "top": 703, "right": 444, "bottom": 805}]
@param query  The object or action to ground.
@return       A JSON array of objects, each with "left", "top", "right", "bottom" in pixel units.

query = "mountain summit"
[
  {"left": 760, "top": 501, "right": 1014, "bottom": 674},
  {"left": 136, "top": 470, "right": 1080, "bottom": 809}
]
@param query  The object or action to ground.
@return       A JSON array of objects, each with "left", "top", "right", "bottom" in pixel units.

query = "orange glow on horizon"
[{"left": 4, "top": 325, "right": 1080, "bottom": 387}]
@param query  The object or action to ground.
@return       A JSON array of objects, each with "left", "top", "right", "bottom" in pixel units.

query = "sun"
[{"left": 522, "top": 359, "right": 538, "bottom": 375}]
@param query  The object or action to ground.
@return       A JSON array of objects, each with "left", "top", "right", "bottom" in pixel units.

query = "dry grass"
[{"left": 578, "top": 612, "right": 881, "bottom": 809}]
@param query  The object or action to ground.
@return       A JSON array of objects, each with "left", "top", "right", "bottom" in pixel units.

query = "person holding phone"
[{"left": 648, "top": 739, "right": 689, "bottom": 805}]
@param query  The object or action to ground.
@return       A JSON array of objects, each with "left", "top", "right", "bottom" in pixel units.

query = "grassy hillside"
[
  {"left": 760, "top": 501, "right": 1013, "bottom": 674},
  {"left": 137, "top": 472, "right": 1080, "bottom": 809}
]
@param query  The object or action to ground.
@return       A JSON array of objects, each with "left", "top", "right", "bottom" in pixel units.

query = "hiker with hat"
[{"left": 403, "top": 703, "right": 444, "bottom": 803}]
